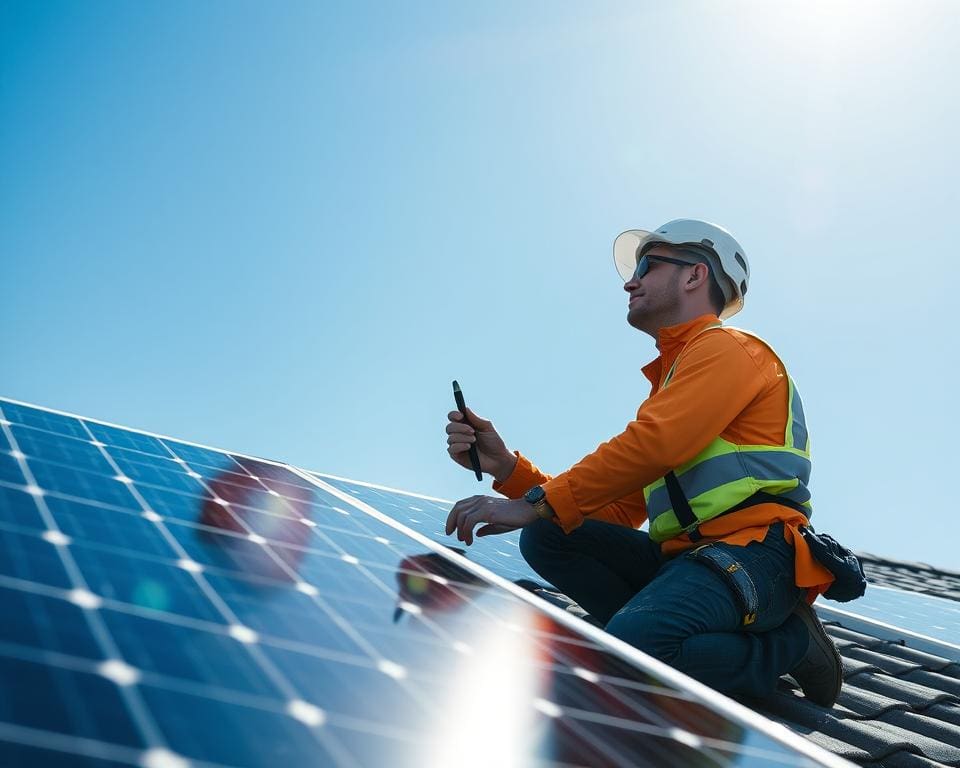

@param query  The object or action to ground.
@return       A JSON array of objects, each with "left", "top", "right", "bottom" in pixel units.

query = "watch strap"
[{"left": 524, "top": 485, "right": 555, "bottom": 520}]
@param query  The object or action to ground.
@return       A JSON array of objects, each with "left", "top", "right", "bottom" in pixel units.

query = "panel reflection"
[
  {"left": 162, "top": 467, "right": 771, "bottom": 765},
  {"left": 383, "top": 547, "right": 753, "bottom": 767}
]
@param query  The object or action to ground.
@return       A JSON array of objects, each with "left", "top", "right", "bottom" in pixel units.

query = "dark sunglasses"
[{"left": 631, "top": 253, "right": 698, "bottom": 280}]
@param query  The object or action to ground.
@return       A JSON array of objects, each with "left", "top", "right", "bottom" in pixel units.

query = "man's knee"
[{"left": 519, "top": 518, "right": 566, "bottom": 567}]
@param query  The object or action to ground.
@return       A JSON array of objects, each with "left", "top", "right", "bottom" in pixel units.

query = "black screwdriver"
[{"left": 452, "top": 380, "right": 483, "bottom": 481}]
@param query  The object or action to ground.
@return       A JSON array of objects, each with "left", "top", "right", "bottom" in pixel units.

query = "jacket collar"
[{"left": 641, "top": 314, "right": 721, "bottom": 389}]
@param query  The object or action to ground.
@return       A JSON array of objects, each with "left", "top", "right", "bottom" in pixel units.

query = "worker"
[{"left": 444, "top": 219, "right": 843, "bottom": 706}]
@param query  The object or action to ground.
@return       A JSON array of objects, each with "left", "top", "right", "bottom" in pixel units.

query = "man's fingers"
[
  {"left": 445, "top": 496, "right": 480, "bottom": 535},
  {"left": 458, "top": 507, "right": 489, "bottom": 546},
  {"left": 464, "top": 406, "right": 490, "bottom": 428},
  {"left": 446, "top": 500, "right": 519, "bottom": 543},
  {"left": 444, "top": 500, "right": 461, "bottom": 535},
  {"left": 450, "top": 406, "right": 484, "bottom": 426},
  {"left": 446, "top": 422, "right": 475, "bottom": 435},
  {"left": 446, "top": 496, "right": 503, "bottom": 544},
  {"left": 447, "top": 441, "right": 475, "bottom": 457}
]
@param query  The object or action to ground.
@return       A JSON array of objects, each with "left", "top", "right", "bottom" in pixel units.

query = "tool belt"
[{"left": 668, "top": 485, "right": 867, "bottom": 603}]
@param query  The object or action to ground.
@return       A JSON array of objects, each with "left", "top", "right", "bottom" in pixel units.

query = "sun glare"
[{"left": 426, "top": 606, "right": 543, "bottom": 767}]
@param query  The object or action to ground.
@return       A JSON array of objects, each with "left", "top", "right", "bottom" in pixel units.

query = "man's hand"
[
  {"left": 444, "top": 497, "right": 539, "bottom": 546},
  {"left": 446, "top": 407, "right": 518, "bottom": 483}
]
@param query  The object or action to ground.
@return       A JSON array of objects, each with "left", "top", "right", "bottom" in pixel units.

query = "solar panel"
[
  {"left": 851, "top": 586, "right": 960, "bottom": 644},
  {"left": 0, "top": 398, "right": 845, "bottom": 767},
  {"left": 822, "top": 584, "right": 960, "bottom": 651}
]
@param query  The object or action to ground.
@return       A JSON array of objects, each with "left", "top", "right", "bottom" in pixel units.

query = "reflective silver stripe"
[
  {"left": 745, "top": 450, "right": 811, "bottom": 485},
  {"left": 791, "top": 386, "right": 808, "bottom": 452},
  {"left": 646, "top": 450, "right": 812, "bottom": 518}
]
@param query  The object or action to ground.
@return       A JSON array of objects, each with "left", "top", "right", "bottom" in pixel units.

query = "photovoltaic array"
[{"left": 0, "top": 397, "right": 844, "bottom": 767}]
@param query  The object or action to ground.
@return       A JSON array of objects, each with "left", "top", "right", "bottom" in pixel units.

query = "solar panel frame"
[{"left": 0, "top": 398, "right": 851, "bottom": 768}]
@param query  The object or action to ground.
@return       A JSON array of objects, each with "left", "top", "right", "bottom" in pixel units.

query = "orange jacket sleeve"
[
  {"left": 542, "top": 330, "right": 771, "bottom": 533},
  {"left": 492, "top": 453, "right": 648, "bottom": 528}
]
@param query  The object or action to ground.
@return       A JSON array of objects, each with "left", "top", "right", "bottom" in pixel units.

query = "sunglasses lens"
[{"left": 633, "top": 255, "right": 649, "bottom": 280}]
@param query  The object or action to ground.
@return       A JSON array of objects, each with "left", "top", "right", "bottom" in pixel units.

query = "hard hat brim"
[
  {"left": 613, "top": 228, "right": 703, "bottom": 281},
  {"left": 613, "top": 229, "right": 651, "bottom": 281}
]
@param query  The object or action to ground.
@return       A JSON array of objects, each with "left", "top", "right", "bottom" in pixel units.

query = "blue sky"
[{"left": 2, "top": 1, "right": 957, "bottom": 570}]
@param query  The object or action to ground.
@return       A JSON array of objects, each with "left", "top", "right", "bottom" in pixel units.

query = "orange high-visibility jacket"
[{"left": 493, "top": 313, "right": 833, "bottom": 600}]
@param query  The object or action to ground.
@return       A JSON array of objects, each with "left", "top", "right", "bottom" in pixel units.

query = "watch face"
[{"left": 524, "top": 485, "right": 546, "bottom": 504}]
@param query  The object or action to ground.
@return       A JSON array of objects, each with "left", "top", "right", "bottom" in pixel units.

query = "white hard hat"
[{"left": 613, "top": 218, "right": 751, "bottom": 319}]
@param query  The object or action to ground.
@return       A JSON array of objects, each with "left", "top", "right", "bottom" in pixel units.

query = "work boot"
[{"left": 788, "top": 601, "right": 843, "bottom": 707}]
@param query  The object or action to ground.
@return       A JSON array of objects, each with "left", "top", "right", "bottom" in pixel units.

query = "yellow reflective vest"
[{"left": 643, "top": 326, "right": 812, "bottom": 543}]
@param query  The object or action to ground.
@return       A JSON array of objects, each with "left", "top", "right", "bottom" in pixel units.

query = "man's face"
[{"left": 623, "top": 244, "right": 691, "bottom": 330}]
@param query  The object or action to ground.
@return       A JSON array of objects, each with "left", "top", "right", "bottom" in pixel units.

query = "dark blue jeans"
[{"left": 519, "top": 518, "right": 809, "bottom": 698}]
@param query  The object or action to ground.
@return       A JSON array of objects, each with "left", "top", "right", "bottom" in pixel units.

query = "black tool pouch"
[{"left": 799, "top": 526, "right": 867, "bottom": 602}]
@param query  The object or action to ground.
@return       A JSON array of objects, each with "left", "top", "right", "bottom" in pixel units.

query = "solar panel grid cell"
[
  {"left": 28, "top": 460, "right": 140, "bottom": 510},
  {"left": 0, "top": 399, "right": 840, "bottom": 767},
  {"left": 10, "top": 424, "right": 114, "bottom": 476},
  {"left": 0, "top": 403, "right": 88, "bottom": 439},
  {"left": 100, "top": 609, "right": 284, "bottom": 699},
  {"left": 0, "top": 453, "right": 20, "bottom": 486},
  {"left": 0, "top": 733, "right": 139, "bottom": 768},
  {"left": 0, "top": 654, "right": 144, "bottom": 747},
  {"left": 0, "top": 527, "right": 73, "bottom": 589},
  {"left": 47, "top": 497, "right": 177, "bottom": 558},
  {"left": 69, "top": 544, "right": 225, "bottom": 625},
  {"left": 0, "top": 583, "right": 103, "bottom": 661},
  {"left": 0, "top": 485, "right": 43, "bottom": 529},
  {"left": 87, "top": 423, "right": 168, "bottom": 458}
]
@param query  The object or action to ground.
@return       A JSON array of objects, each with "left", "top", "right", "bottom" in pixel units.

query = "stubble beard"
[{"left": 627, "top": 273, "right": 684, "bottom": 336}]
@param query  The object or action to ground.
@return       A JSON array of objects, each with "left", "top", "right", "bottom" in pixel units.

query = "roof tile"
[
  {"left": 903, "top": 670, "right": 960, "bottom": 700},
  {"left": 836, "top": 683, "right": 910, "bottom": 719},
  {"left": 844, "top": 655, "right": 884, "bottom": 679},
  {"left": 873, "top": 752, "right": 960, "bottom": 767},
  {"left": 877, "top": 710, "right": 960, "bottom": 750},
  {"left": 879, "top": 643, "right": 960, "bottom": 674},
  {"left": 825, "top": 623, "right": 890, "bottom": 649},
  {"left": 750, "top": 688, "right": 841, "bottom": 731},
  {"left": 851, "top": 673, "right": 959, "bottom": 710},
  {"left": 924, "top": 704, "right": 960, "bottom": 728},
  {"left": 770, "top": 718, "right": 872, "bottom": 762},
  {"left": 806, "top": 716, "right": 937, "bottom": 763},
  {"left": 845, "top": 647, "right": 924, "bottom": 677},
  {"left": 862, "top": 718, "right": 960, "bottom": 764}
]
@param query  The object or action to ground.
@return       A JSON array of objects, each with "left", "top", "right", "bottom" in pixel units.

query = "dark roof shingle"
[{"left": 746, "top": 555, "right": 960, "bottom": 767}]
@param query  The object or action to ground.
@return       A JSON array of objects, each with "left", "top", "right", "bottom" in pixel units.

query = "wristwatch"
[{"left": 524, "top": 485, "right": 555, "bottom": 520}]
